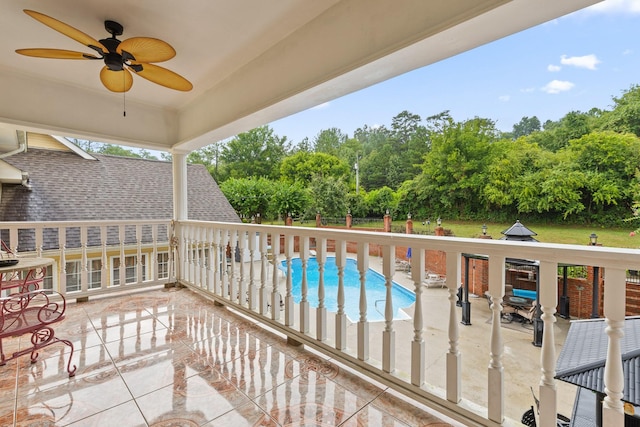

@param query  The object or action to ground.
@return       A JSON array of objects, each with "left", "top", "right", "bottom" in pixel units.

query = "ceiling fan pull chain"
[{"left": 123, "top": 72, "right": 126, "bottom": 117}]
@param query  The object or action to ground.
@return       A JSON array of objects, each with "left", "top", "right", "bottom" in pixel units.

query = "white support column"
[
  {"left": 487, "top": 255, "right": 505, "bottom": 424},
  {"left": 603, "top": 267, "right": 626, "bottom": 426},
  {"left": 357, "top": 241, "right": 370, "bottom": 361},
  {"left": 538, "top": 260, "right": 558, "bottom": 427},
  {"left": 411, "top": 247, "right": 425, "bottom": 386},
  {"left": 172, "top": 151, "right": 188, "bottom": 221},
  {"left": 446, "top": 250, "right": 462, "bottom": 402}
]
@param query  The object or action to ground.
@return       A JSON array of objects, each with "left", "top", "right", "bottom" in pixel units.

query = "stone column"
[
  {"left": 346, "top": 210, "right": 352, "bottom": 228},
  {"left": 285, "top": 213, "right": 293, "bottom": 226},
  {"left": 315, "top": 212, "right": 321, "bottom": 228}
]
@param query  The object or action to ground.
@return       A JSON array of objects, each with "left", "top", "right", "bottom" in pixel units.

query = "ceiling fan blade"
[
  {"left": 117, "top": 37, "right": 176, "bottom": 63},
  {"left": 16, "top": 48, "right": 98, "bottom": 60},
  {"left": 23, "top": 10, "right": 106, "bottom": 53},
  {"left": 131, "top": 63, "right": 192, "bottom": 91},
  {"left": 100, "top": 66, "right": 133, "bottom": 92}
]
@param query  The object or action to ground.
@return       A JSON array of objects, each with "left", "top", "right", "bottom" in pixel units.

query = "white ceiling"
[{"left": 0, "top": 0, "right": 600, "bottom": 154}]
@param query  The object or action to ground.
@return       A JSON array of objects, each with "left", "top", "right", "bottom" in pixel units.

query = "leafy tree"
[
  {"left": 279, "top": 151, "right": 349, "bottom": 185},
  {"left": 511, "top": 116, "right": 541, "bottom": 138},
  {"left": 598, "top": 85, "right": 640, "bottom": 136},
  {"left": 419, "top": 117, "right": 498, "bottom": 216},
  {"left": 96, "top": 144, "right": 145, "bottom": 158},
  {"left": 269, "top": 181, "right": 310, "bottom": 220},
  {"left": 220, "top": 126, "right": 289, "bottom": 180},
  {"left": 219, "top": 177, "right": 273, "bottom": 219},
  {"left": 364, "top": 186, "right": 397, "bottom": 217},
  {"left": 313, "top": 128, "right": 347, "bottom": 156},
  {"left": 307, "top": 175, "right": 347, "bottom": 218}
]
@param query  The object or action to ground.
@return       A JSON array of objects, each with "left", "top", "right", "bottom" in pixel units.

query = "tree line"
[{"left": 72, "top": 84, "right": 640, "bottom": 226}]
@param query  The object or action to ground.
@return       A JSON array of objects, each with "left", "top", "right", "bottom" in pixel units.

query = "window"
[
  {"left": 112, "top": 255, "right": 146, "bottom": 285},
  {"left": 65, "top": 260, "right": 81, "bottom": 292},
  {"left": 157, "top": 252, "right": 169, "bottom": 279},
  {"left": 41, "top": 265, "right": 53, "bottom": 290},
  {"left": 88, "top": 259, "right": 102, "bottom": 289}
]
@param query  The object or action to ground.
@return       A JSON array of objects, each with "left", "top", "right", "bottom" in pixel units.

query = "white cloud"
[
  {"left": 542, "top": 80, "right": 575, "bottom": 94},
  {"left": 498, "top": 95, "right": 510, "bottom": 102},
  {"left": 520, "top": 87, "right": 535, "bottom": 93},
  {"left": 547, "top": 64, "right": 562, "bottom": 72},
  {"left": 585, "top": 0, "right": 640, "bottom": 14},
  {"left": 560, "top": 54, "right": 601, "bottom": 70},
  {"left": 311, "top": 102, "right": 331, "bottom": 110}
]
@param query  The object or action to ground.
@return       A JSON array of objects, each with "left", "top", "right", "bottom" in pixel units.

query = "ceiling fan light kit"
[{"left": 16, "top": 9, "right": 192, "bottom": 93}]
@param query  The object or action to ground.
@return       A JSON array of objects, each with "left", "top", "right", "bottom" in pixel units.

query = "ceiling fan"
[{"left": 16, "top": 9, "right": 192, "bottom": 93}]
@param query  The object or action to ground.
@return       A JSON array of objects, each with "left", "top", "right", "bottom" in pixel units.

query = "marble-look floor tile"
[
  {"left": 103, "top": 328, "right": 189, "bottom": 365},
  {"left": 19, "top": 343, "right": 117, "bottom": 396},
  {"left": 220, "top": 342, "right": 301, "bottom": 398},
  {"left": 136, "top": 369, "right": 252, "bottom": 425},
  {"left": 365, "top": 391, "right": 455, "bottom": 427},
  {"left": 13, "top": 369, "right": 133, "bottom": 426},
  {"left": 204, "top": 401, "right": 278, "bottom": 426},
  {"left": 66, "top": 400, "right": 147, "bottom": 426},
  {"left": 255, "top": 369, "right": 372, "bottom": 426},
  {"left": 118, "top": 346, "right": 212, "bottom": 398}
]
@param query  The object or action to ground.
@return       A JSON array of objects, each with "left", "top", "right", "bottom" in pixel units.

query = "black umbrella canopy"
[{"left": 500, "top": 220, "right": 538, "bottom": 242}]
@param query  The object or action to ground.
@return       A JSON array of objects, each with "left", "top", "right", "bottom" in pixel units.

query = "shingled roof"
[
  {"left": 0, "top": 147, "right": 239, "bottom": 222},
  {"left": 555, "top": 317, "right": 640, "bottom": 406},
  {"left": 0, "top": 147, "right": 240, "bottom": 250}
]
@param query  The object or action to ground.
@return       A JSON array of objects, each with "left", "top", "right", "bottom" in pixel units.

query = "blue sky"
[{"left": 269, "top": 0, "right": 640, "bottom": 145}]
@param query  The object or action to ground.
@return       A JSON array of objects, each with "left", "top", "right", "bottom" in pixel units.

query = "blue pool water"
[{"left": 281, "top": 257, "right": 415, "bottom": 322}]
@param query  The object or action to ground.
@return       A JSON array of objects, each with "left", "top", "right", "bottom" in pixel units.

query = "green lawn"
[
  {"left": 270, "top": 218, "right": 640, "bottom": 249},
  {"left": 409, "top": 220, "right": 638, "bottom": 249}
]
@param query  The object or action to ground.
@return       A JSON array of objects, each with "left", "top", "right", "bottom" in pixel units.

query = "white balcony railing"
[
  {"left": 0, "top": 219, "right": 635, "bottom": 426},
  {"left": 176, "top": 220, "right": 636, "bottom": 427},
  {"left": 0, "top": 220, "right": 173, "bottom": 299}
]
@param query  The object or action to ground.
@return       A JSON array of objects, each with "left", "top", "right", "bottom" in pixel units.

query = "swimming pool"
[{"left": 281, "top": 257, "right": 415, "bottom": 322}]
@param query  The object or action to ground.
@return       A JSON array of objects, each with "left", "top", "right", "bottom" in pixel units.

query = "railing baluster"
[
  {"left": 411, "top": 247, "right": 425, "bottom": 386},
  {"left": 81, "top": 225, "right": 88, "bottom": 292},
  {"left": 316, "top": 238, "right": 327, "bottom": 342},
  {"left": 118, "top": 225, "right": 126, "bottom": 286},
  {"left": 603, "top": 267, "right": 626, "bottom": 425},
  {"left": 212, "top": 228, "right": 221, "bottom": 295},
  {"left": 284, "top": 234, "right": 294, "bottom": 326},
  {"left": 59, "top": 227, "right": 67, "bottom": 295},
  {"left": 335, "top": 239, "right": 347, "bottom": 350},
  {"left": 248, "top": 230, "right": 256, "bottom": 309},
  {"left": 9, "top": 228, "right": 18, "bottom": 254},
  {"left": 538, "top": 260, "right": 558, "bottom": 426},
  {"left": 237, "top": 230, "right": 246, "bottom": 305},
  {"left": 206, "top": 228, "right": 214, "bottom": 291},
  {"left": 270, "top": 232, "right": 281, "bottom": 320},
  {"left": 100, "top": 225, "right": 107, "bottom": 290},
  {"left": 229, "top": 230, "right": 238, "bottom": 301},
  {"left": 299, "top": 236, "right": 310, "bottom": 334},
  {"left": 35, "top": 225, "right": 43, "bottom": 257},
  {"left": 487, "top": 255, "right": 505, "bottom": 423},
  {"left": 381, "top": 244, "right": 395, "bottom": 373},
  {"left": 446, "top": 250, "right": 462, "bottom": 403},
  {"left": 136, "top": 224, "right": 143, "bottom": 283},
  {"left": 152, "top": 224, "right": 158, "bottom": 281},
  {"left": 259, "top": 231, "right": 268, "bottom": 315},
  {"left": 357, "top": 241, "right": 369, "bottom": 361},
  {"left": 220, "top": 230, "right": 229, "bottom": 298}
]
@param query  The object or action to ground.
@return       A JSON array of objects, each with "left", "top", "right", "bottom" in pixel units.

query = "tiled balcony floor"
[{"left": 0, "top": 287, "right": 459, "bottom": 426}]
